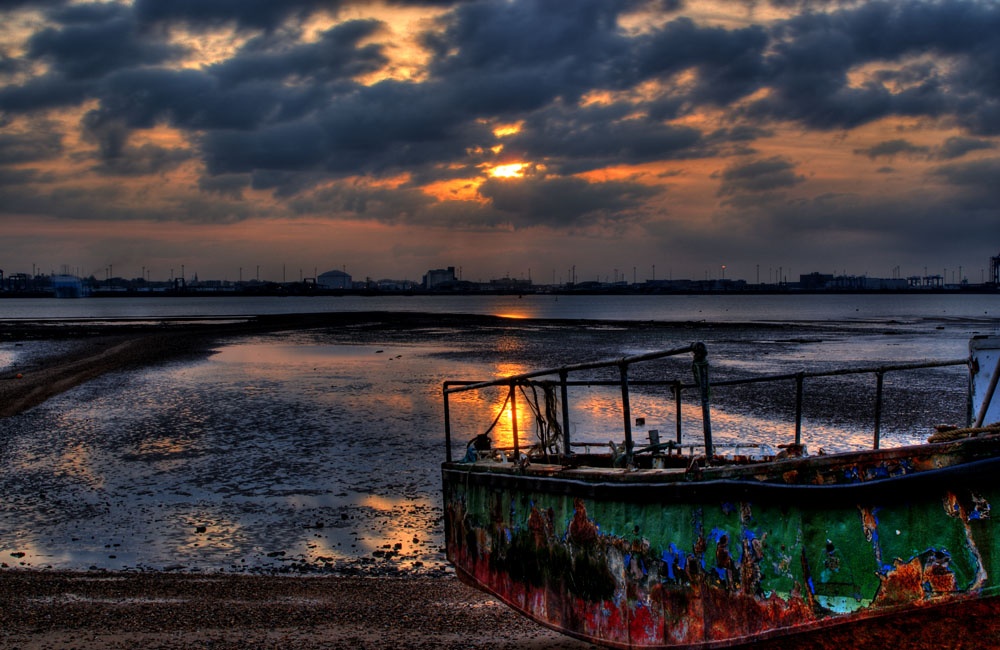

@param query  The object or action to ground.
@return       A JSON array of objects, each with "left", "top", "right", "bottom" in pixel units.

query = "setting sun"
[{"left": 490, "top": 163, "right": 526, "bottom": 178}]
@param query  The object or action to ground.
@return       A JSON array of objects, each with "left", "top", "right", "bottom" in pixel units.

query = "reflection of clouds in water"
[{"left": 0, "top": 348, "right": 15, "bottom": 369}]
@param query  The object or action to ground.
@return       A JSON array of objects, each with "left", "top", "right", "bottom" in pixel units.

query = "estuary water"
[
  {"left": 0, "top": 294, "right": 997, "bottom": 576},
  {"left": 0, "top": 292, "right": 997, "bottom": 325}
]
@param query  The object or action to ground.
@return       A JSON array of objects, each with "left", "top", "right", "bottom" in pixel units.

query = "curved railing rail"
[{"left": 442, "top": 342, "right": 969, "bottom": 465}]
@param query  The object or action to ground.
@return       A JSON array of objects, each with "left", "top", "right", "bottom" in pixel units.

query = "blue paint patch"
[
  {"left": 660, "top": 543, "right": 688, "bottom": 582},
  {"left": 866, "top": 465, "right": 890, "bottom": 480}
]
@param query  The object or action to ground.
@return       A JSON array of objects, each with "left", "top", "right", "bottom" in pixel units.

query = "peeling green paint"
[{"left": 444, "top": 441, "right": 1000, "bottom": 647}]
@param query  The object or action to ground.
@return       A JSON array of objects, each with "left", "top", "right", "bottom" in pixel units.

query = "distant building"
[
  {"left": 489, "top": 276, "right": 532, "bottom": 291},
  {"left": 828, "top": 275, "right": 909, "bottom": 291},
  {"left": 423, "top": 266, "right": 457, "bottom": 289},
  {"left": 799, "top": 272, "right": 834, "bottom": 290},
  {"left": 375, "top": 279, "right": 417, "bottom": 291},
  {"left": 51, "top": 274, "right": 88, "bottom": 298},
  {"left": 317, "top": 269, "right": 352, "bottom": 289}
]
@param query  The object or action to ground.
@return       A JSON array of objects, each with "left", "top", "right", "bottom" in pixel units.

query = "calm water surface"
[
  {"left": 0, "top": 292, "right": 997, "bottom": 323},
  {"left": 0, "top": 295, "right": 997, "bottom": 575}
]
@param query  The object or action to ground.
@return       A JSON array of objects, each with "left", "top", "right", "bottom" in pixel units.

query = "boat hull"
[{"left": 442, "top": 438, "right": 1000, "bottom": 648}]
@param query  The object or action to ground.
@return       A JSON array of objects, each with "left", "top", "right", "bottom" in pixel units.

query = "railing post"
[
  {"left": 974, "top": 355, "right": 1000, "bottom": 428},
  {"left": 509, "top": 382, "right": 519, "bottom": 457},
  {"left": 794, "top": 373, "right": 804, "bottom": 446},
  {"left": 443, "top": 383, "right": 452, "bottom": 462},
  {"left": 692, "top": 343, "right": 713, "bottom": 462},
  {"left": 560, "top": 370, "right": 571, "bottom": 455},
  {"left": 873, "top": 370, "right": 884, "bottom": 450},
  {"left": 620, "top": 362, "right": 633, "bottom": 461},
  {"left": 673, "top": 381, "right": 683, "bottom": 446}
]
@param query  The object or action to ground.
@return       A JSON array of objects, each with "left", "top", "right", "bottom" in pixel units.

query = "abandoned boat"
[{"left": 441, "top": 336, "right": 1000, "bottom": 648}]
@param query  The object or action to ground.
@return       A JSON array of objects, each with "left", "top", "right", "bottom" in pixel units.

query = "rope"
[
  {"left": 927, "top": 424, "right": 1000, "bottom": 443},
  {"left": 518, "top": 382, "right": 561, "bottom": 457}
]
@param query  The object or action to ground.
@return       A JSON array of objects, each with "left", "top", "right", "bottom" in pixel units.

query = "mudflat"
[{"left": 0, "top": 313, "right": 596, "bottom": 649}]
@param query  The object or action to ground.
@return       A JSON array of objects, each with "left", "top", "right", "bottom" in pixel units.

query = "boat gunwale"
[{"left": 443, "top": 433, "right": 1000, "bottom": 503}]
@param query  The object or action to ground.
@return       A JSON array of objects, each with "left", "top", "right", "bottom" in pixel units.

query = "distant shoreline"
[{"left": 0, "top": 285, "right": 997, "bottom": 299}]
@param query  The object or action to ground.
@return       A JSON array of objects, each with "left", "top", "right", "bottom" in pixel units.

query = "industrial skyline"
[{"left": 3, "top": 250, "right": 997, "bottom": 293}]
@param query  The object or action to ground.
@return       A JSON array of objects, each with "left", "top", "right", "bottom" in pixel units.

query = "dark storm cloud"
[
  {"left": 198, "top": 174, "right": 251, "bottom": 200},
  {"left": 934, "top": 136, "right": 996, "bottom": 161},
  {"left": 200, "top": 78, "right": 490, "bottom": 182},
  {"left": 716, "top": 156, "right": 805, "bottom": 197},
  {"left": 250, "top": 169, "right": 334, "bottom": 199},
  {"left": 0, "top": 129, "right": 62, "bottom": 163},
  {"left": 0, "top": 0, "right": 65, "bottom": 8},
  {"left": 96, "top": 67, "right": 312, "bottom": 131},
  {"left": 209, "top": 20, "right": 389, "bottom": 85},
  {"left": 505, "top": 104, "right": 705, "bottom": 174},
  {"left": 635, "top": 17, "right": 769, "bottom": 106},
  {"left": 133, "top": 0, "right": 345, "bottom": 31},
  {"left": 290, "top": 181, "right": 438, "bottom": 224},
  {"left": 750, "top": 1, "right": 1000, "bottom": 131},
  {"left": 853, "top": 139, "right": 929, "bottom": 160},
  {"left": 0, "top": 167, "right": 51, "bottom": 186},
  {"left": 765, "top": 188, "right": 999, "bottom": 263},
  {"left": 478, "top": 175, "right": 660, "bottom": 228},
  {"left": 202, "top": 121, "right": 328, "bottom": 175},
  {"left": 425, "top": 0, "right": 633, "bottom": 108},
  {"left": 930, "top": 157, "right": 1000, "bottom": 208},
  {"left": 0, "top": 75, "right": 91, "bottom": 112},
  {"left": 0, "top": 176, "right": 260, "bottom": 224},
  {"left": 932, "top": 157, "right": 1000, "bottom": 188},
  {"left": 90, "top": 144, "right": 193, "bottom": 177},
  {"left": 26, "top": 3, "right": 183, "bottom": 80},
  {"left": 709, "top": 125, "right": 773, "bottom": 144}
]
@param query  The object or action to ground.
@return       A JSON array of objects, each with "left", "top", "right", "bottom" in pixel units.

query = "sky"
[{"left": 1, "top": 0, "right": 998, "bottom": 285}]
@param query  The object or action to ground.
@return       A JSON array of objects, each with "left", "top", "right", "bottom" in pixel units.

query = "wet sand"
[{"left": 0, "top": 571, "right": 594, "bottom": 649}]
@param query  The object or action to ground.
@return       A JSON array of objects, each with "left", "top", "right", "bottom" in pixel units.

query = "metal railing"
[{"left": 442, "top": 342, "right": 969, "bottom": 465}]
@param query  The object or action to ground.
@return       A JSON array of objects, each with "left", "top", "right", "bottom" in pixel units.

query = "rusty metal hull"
[{"left": 442, "top": 436, "right": 1000, "bottom": 648}]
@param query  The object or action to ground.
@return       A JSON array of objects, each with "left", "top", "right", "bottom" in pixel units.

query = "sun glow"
[
  {"left": 490, "top": 163, "right": 527, "bottom": 178},
  {"left": 493, "top": 122, "right": 523, "bottom": 138}
]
